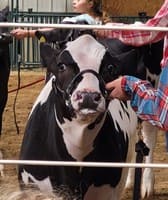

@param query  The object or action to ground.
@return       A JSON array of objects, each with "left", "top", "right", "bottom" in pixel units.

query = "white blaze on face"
[
  {"left": 66, "top": 35, "right": 106, "bottom": 71},
  {"left": 66, "top": 35, "right": 106, "bottom": 114}
]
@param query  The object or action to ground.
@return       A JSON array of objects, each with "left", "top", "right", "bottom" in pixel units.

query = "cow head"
[
  {"left": 39, "top": 34, "right": 145, "bottom": 123},
  {"left": 40, "top": 35, "right": 116, "bottom": 125}
]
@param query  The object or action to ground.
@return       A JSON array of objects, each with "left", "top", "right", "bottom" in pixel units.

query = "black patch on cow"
[
  {"left": 143, "top": 41, "right": 163, "bottom": 75},
  {"left": 88, "top": 113, "right": 105, "bottom": 130},
  {"left": 35, "top": 20, "right": 95, "bottom": 45},
  {"left": 0, "top": 6, "right": 11, "bottom": 135},
  {"left": 52, "top": 80, "right": 74, "bottom": 123},
  {"left": 53, "top": 51, "right": 81, "bottom": 115},
  {"left": 19, "top": 99, "right": 129, "bottom": 197},
  {"left": 99, "top": 51, "right": 121, "bottom": 83},
  {"left": 82, "top": 111, "right": 128, "bottom": 188},
  {"left": 19, "top": 33, "right": 164, "bottom": 198},
  {"left": 99, "top": 42, "right": 147, "bottom": 83},
  {"left": 19, "top": 95, "right": 80, "bottom": 184},
  {"left": 40, "top": 44, "right": 80, "bottom": 91}
]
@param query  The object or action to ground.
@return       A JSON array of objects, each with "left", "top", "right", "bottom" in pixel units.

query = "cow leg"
[
  {"left": 125, "top": 162, "right": 136, "bottom": 190},
  {"left": 141, "top": 121, "right": 157, "bottom": 199},
  {"left": 125, "top": 121, "right": 157, "bottom": 199},
  {"left": 125, "top": 132, "right": 137, "bottom": 190},
  {"left": 0, "top": 64, "right": 10, "bottom": 135},
  {"left": 0, "top": 94, "right": 7, "bottom": 135}
]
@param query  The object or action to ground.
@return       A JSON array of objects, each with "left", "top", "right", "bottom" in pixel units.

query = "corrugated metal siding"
[
  {"left": 0, "top": 0, "right": 9, "bottom": 9},
  {"left": 9, "top": 0, "right": 73, "bottom": 12},
  {"left": 6, "top": 0, "right": 76, "bottom": 69}
]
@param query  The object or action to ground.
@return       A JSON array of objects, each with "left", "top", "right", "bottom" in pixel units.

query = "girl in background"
[{"left": 11, "top": 0, "right": 103, "bottom": 39}]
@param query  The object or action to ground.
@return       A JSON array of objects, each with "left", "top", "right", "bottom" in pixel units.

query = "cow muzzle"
[
  {"left": 53, "top": 69, "right": 109, "bottom": 118},
  {"left": 74, "top": 90, "right": 101, "bottom": 112},
  {"left": 66, "top": 69, "right": 109, "bottom": 116}
]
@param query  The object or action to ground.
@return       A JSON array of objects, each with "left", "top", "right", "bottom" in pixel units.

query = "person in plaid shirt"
[{"left": 96, "top": 0, "right": 168, "bottom": 130}]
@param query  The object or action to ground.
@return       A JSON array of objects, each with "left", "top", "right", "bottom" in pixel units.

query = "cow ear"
[
  {"left": 113, "top": 49, "right": 139, "bottom": 76},
  {"left": 40, "top": 43, "right": 55, "bottom": 68},
  {"left": 35, "top": 31, "right": 47, "bottom": 42}
]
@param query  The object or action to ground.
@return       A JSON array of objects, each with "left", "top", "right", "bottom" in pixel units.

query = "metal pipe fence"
[
  {"left": 9, "top": 10, "right": 77, "bottom": 69},
  {"left": 8, "top": 10, "right": 151, "bottom": 69}
]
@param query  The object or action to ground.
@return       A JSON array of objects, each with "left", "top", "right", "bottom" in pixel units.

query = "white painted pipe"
[
  {"left": 0, "top": 159, "right": 168, "bottom": 168},
  {"left": 0, "top": 22, "right": 167, "bottom": 32}
]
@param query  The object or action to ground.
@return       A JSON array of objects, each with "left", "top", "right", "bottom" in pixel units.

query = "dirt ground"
[{"left": 0, "top": 70, "right": 168, "bottom": 200}]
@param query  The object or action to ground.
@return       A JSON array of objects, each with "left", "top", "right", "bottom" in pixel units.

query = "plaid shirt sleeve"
[
  {"left": 121, "top": 65, "right": 168, "bottom": 130},
  {"left": 103, "top": 0, "right": 168, "bottom": 46}
]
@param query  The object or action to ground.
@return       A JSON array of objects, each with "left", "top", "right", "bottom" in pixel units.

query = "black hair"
[{"left": 91, "top": 0, "right": 103, "bottom": 17}]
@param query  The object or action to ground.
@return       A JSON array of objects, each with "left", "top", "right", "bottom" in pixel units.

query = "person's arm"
[
  {"left": 10, "top": 28, "right": 53, "bottom": 40},
  {"left": 106, "top": 66, "right": 168, "bottom": 130},
  {"left": 96, "top": 0, "right": 168, "bottom": 46}
]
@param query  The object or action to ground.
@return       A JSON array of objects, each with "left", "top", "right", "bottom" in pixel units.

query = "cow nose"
[{"left": 77, "top": 91, "right": 101, "bottom": 109}]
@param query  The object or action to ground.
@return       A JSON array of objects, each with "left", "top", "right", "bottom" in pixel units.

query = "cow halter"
[{"left": 52, "top": 69, "right": 110, "bottom": 117}]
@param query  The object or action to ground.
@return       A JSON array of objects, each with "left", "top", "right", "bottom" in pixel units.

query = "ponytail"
[{"left": 92, "top": 0, "right": 103, "bottom": 17}]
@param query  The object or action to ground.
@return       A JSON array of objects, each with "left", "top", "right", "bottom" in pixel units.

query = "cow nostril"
[
  {"left": 75, "top": 91, "right": 101, "bottom": 102},
  {"left": 76, "top": 91, "right": 83, "bottom": 100},
  {"left": 77, "top": 91, "right": 102, "bottom": 110},
  {"left": 94, "top": 93, "right": 101, "bottom": 102}
]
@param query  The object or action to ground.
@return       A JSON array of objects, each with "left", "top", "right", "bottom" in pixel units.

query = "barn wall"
[
  {"left": 5, "top": 0, "right": 164, "bottom": 17},
  {"left": 0, "top": 0, "right": 9, "bottom": 10},
  {"left": 103, "top": 0, "right": 164, "bottom": 16},
  {"left": 8, "top": 0, "right": 73, "bottom": 12}
]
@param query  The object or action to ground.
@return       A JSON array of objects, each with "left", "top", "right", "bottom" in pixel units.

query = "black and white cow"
[
  {"left": 0, "top": 6, "right": 12, "bottom": 135},
  {"left": 18, "top": 25, "right": 163, "bottom": 199},
  {"left": 99, "top": 37, "right": 163, "bottom": 199},
  {"left": 50, "top": 29, "right": 163, "bottom": 199},
  {"left": 18, "top": 34, "right": 139, "bottom": 200}
]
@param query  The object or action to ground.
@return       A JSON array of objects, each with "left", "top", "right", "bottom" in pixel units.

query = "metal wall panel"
[
  {"left": 52, "top": 0, "right": 67, "bottom": 12},
  {"left": 9, "top": 0, "right": 72, "bottom": 12},
  {"left": 0, "top": 0, "right": 9, "bottom": 9}
]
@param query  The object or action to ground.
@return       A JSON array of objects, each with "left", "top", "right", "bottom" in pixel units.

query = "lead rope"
[
  {"left": 133, "top": 122, "right": 150, "bottom": 200},
  {"left": 12, "top": 52, "right": 21, "bottom": 134}
]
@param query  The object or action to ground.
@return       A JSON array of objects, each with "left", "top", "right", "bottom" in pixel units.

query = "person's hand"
[
  {"left": 10, "top": 28, "right": 28, "bottom": 39},
  {"left": 106, "top": 77, "right": 130, "bottom": 101}
]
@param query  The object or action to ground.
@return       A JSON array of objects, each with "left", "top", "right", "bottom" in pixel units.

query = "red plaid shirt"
[
  {"left": 103, "top": 0, "right": 168, "bottom": 67},
  {"left": 104, "top": 0, "right": 168, "bottom": 130}
]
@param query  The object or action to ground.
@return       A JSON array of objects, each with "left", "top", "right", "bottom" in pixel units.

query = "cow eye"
[
  {"left": 58, "top": 64, "right": 67, "bottom": 72},
  {"left": 107, "top": 64, "right": 118, "bottom": 76},
  {"left": 107, "top": 64, "right": 115, "bottom": 74}
]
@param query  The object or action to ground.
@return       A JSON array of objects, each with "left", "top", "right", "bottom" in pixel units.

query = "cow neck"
[{"left": 54, "top": 108, "right": 107, "bottom": 161}]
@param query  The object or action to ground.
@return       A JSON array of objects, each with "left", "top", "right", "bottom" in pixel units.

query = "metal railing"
[
  {"left": 9, "top": 9, "right": 77, "bottom": 69},
  {"left": 9, "top": 10, "right": 151, "bottom": 69}
]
